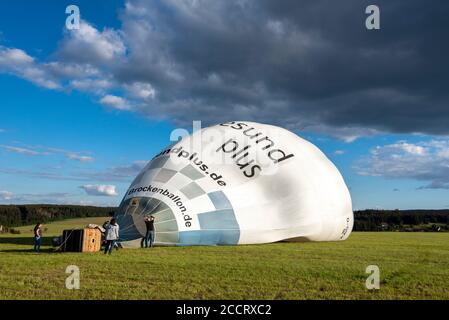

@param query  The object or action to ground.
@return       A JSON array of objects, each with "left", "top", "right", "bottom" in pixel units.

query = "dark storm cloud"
[
  {"left": 2, "top": 0, "right": 447, "bottom": 138},
  {"left": 112, "top": 0, "right": 449, "bottom": 136}
]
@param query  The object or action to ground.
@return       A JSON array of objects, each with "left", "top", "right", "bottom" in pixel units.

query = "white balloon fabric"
[{"left": 115, "top": 121, "right": 353, "bottom": 247}]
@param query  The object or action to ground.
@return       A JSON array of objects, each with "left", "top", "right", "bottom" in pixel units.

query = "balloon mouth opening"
[{"left": 115, "top": 196, "right": 180, "bottom": 245}]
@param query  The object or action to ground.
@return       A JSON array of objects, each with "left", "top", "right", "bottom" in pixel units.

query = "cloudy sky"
[{"left": 1, "top": 0, "right": 449, "bottom": 209}]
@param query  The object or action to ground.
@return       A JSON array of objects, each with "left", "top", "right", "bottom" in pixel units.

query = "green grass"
[{"left": 1, "top": 218, "right": 449, "bottom": 300}]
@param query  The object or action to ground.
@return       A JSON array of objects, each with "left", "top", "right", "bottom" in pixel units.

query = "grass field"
[{"left": 1, "top": 217, "right": 449, "bottom": 300}]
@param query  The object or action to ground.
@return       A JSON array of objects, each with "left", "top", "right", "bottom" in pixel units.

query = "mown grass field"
[{"left": 1, "top": 217, "right": 449, "bottom": 300}]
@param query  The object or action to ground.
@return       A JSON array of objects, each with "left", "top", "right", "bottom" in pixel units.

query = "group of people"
[
  {"left": 102, "top": 215, "right": 156, "bottom": 255},
  {"left": 32, "top": 215, "right": 156, "bottom": 254},
  {"left": 101, "top": 215, "right": 156, "bottom": 254}
]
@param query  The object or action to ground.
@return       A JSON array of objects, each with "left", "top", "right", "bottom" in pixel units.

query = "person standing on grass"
[
  {"left": 103, "top": 219, "right": 120, "bottom": 251},
  {"left": 143, "top": 215, "right": 155, "bottom": 248},
  {"left": 33, "top": 223, "right": 42, "bottom": 253},
  {"left": 104, "top": 218, "right": 119, "bottom": 255}
]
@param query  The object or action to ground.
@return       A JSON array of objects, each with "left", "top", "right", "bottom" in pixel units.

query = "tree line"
[
  {"left": 0, "top": 204, "right": 116, "bottom": 228},
  {"left": 1, "top": 205, "right": 449, "bottom": 232},
  {"left": 354, "top": 209, "right": 449, "bottom": 232}
]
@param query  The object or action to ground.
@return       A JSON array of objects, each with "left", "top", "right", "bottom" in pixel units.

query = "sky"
[{"left": 0, "top": 0, "right": 449, "bottom": 209}]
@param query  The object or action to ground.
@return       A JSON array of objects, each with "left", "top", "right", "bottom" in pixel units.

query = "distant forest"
[
  {"left": 354, "top": 209, "right": 449, "bottom": 232},
  {"left": 0, "top": 204, "right": 116, "bottom": 228},
  {"left": 1, "top": 205, "right": 449, "bottom": 232}
]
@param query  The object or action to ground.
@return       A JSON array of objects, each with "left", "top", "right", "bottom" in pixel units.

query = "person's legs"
[
  {"left": 34, "top": 237, "right": 41, "bottom": 253},
  {"left": 149, "top": 231, "right": 154, "bottom": 248},
  {"left": 108, "top": 240, "right": 116, "bottom": 255},
  {"left": 104, "top": 240, "right": 110, "bottom": 254},
  {"left": 144, "top": 231, "right": 150, "bottom": 248}
]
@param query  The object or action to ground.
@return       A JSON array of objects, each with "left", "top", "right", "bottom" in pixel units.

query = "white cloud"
[
  {"left": 45, "top": 61, "right": 100, "bottom": 78},
  {"left": 0, "top": 191, "right": 14, "bottom": 200},
  {"left": 66, "top": 153, "right": 95, "bottom": 162},
  {"left": 124, "top": 82, "right": 156, "bottom": 99},
  {"left": 21, "top": 66, "right": 60, "bottom": 89},
  {"left": 355, "top": 139, "right": 449, "bottom": 189},
  {"left": 1, "top": 144, "right": 94, "bottom": 162},
  {"left": 80, "top": 185, "right": 119, "bottom": 196},
  {"left": 0, "top": 145, "right": 48, "bottom": 156},
  {"left": 0, "top": 48, "right": 33, "bottom": 65},
  {"left": 0, "top": 47, "right": 60, "bottom": 89},
  {"left": 70, "top": 78, "right": 113, "bottom": 94},
  {"left": 334, "top": 150, "right": 345, "bottom": 155},
  {"left": 100, "top": 95, "right": 131, "bottom": 110},
  {"left": 58, "top": 21, "right": 126, "bottom": 64},
  {"left": 0, "top": 191, "right": 90, "bottom": 205},
  {"left": 387, "top": 142, "right": 427, "bottom": 155},
  {"left": 0, "top": 21, "right": 123, "bottom": 94}
]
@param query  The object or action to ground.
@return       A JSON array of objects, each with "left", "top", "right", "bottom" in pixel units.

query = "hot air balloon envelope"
[{"left": 115, "top": 121, "right": 353, "bottom": 247}]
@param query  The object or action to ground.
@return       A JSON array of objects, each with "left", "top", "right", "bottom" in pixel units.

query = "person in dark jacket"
[
  {"left": 142, "top": 216, "right": 155, "bottom": 248},
  {"left": 33, "top": 223, "right": 42, "bottom": 253}
]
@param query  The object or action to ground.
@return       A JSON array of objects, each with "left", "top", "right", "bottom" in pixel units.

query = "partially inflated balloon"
[{"left": 115, "top": 121, "right": 353, "bottom": 247}]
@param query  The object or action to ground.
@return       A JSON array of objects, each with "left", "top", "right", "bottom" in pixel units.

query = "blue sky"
[{"left": 1, "top": 0, "right": 448, "bottom": 209}]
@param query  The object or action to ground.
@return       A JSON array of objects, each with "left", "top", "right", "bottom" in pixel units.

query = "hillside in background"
[{"left": 1, "top": 205, "right": 449, "bottom": 232}]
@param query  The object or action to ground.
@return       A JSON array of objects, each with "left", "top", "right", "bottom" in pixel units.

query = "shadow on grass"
[
  {"left": 0, "top": 236, "right": 53, "bottom": 246},
  {"left": 0, "top": 248, "right": 56, "bottom": 253},
  {"left": 0, "top": 236, "right": 108, "bottom": 254}
]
